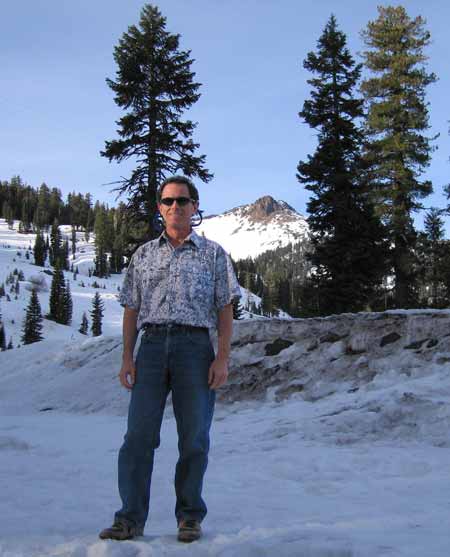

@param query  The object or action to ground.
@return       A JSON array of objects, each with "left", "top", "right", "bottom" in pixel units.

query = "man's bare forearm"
[
  {"left": 123, "top": 306, "right": 138, "bottom": 360},
  {"left": 216, "top": 303, "right": 233, "bottom": 361}
]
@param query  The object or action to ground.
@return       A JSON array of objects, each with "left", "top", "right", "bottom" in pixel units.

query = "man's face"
[{"left": 157, "top": 182, "right": 199, "bottom": 231}]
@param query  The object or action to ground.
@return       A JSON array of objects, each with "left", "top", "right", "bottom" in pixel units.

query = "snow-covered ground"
[
  {"left": 2, "top": 219, "right": 450, "bottom": 556},
  {"left": 2, "top": 381, "right": 450, "bottom": 557}
]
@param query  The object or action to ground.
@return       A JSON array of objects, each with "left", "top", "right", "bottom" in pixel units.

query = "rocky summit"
[{"left": 239, "top": 195, "right": 298, "bottom": 223}]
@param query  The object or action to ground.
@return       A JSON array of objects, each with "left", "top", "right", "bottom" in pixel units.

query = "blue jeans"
[{"left": 114, "top": 326, "right": 216, "bottom": 529}]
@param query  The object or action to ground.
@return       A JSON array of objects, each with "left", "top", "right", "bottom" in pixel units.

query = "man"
[{"left": 99, "top": 176, "right": 241, "bottom": 543}]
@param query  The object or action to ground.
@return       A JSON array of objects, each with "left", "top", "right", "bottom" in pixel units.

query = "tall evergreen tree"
[
  {"left": 90, "top": 292, "right": 104, "bottom": 337},
  {"left": 49, "top": 187, "right": 63, "bottom": 224},
  {"left": 62, "top": 238, "right": 70, "bottom": 270},
  {"left": 360, "top": 6, "right": 437, "bottom": 308},
  {"left": 109, "top": 204, "right": 127, "bottom": 273},
  {"left": 297, "top": 15, "right": 387, "bottom": 315},
  {"left": 61, "top": 280, "right": 73, "bottom": 325},
  {"left": 417, "top": 208, "right": 446, "bottom": 307},
  {"left": 49, "top": 219, "right": 62, "bottom": 267},
  {"left": 20, "top": 201, "right": 32, "bottom": 233},
  {"left": 21, "top": 289, "right": 44, "bottom": 345},
  {"left": 101, "top": 4, "right": 212, "bottom": 242},
  {"left": 79, "top": 312, "right": 89, "bottom": 335},
  {"left": 48, "top": 262, "right": 66, "bottom": 323},
  {"left": 34, "top": 183, "right": 51, "bottom": 228},
  {"left": 3, "top": 200, "right": 14, "bottom": 229},
  {"left": 0, "top": 325, "right": 6, "bottom": 351},
  {"left": 71, "top": 226, "right": 77, "bottom": 257},
  {"left": 93, "top": 205, "right": 110, "bottom": 277},
  {"left": 0, "top": 306, "right": 6, "bottom": 351},
  {"left": 33, "top": 229, "right": 46, "bottom": 266}
]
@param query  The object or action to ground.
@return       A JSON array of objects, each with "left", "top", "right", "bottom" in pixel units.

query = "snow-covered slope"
[
  {"left": 197, "top": 195, "right": 309, "bottom": 261},
  {"left": 0, "top": 220, "right": 125, "bottom": 349}
]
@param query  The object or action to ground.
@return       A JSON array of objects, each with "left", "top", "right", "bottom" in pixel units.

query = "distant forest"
[{"left": 0, "top": 175, "right": 132, "bottom": 276}]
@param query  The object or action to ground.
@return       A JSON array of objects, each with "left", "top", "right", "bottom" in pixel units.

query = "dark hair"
[{"left": 156, "top": 175, "right": 199, "bottom": 203}]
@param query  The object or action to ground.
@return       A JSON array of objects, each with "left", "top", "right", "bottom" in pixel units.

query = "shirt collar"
[{"left": 158, "top": 228, "right": 202, "bottom": 249}]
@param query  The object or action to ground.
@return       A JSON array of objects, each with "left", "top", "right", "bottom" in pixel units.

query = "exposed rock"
[
  {"left": 264, "top": 338, "right": 293, "bottom": 356},
  {"left": 404, "top": 338, "right": 429, "bottom": 350},
  {"left": 380, "top": 332, "right": 401, "bottom": 347},
  {"left": 320, "top": 331, "right": 348, "bottom": 343},
  {"left": 241, "top": 196, "right": 297, "bottom": 223}
]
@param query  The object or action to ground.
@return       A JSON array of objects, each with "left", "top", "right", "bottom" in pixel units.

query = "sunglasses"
[{"left": 160, "top": 197, "right": 195, "bottom": 207}]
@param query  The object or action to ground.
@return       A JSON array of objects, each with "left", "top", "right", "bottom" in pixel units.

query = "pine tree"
[
  {"left": 34, "top": 183, "right": 51, "bottom": 228},
  {"left": 48, "top": 262, "right": 66, "bottom": 323},
  {"left": 93, "top": 205, "right": 110, "bottom": 278},
  {"left": 71, "top": 226, "right": 77, "bottom": 257},
  {"left": 261, "top": 279, "right": 277, "bottom": 317},
  {"left": 297, "top": 15, "right": 387, "bottom": 315},
  {"left": 360, "top": 6, "right": 437, "bottom": 308},
  {"left": 33, "top": 229, "right": 46, "bottom": 266},
  {"left": 417, "top": 208, "right": 446, "bottom": 307},
  {"left": 101, "top": 4, "right": 212, "bottom": 241},
  {"left": 61, "top": 280, "right": 73, "bottom": 325},
  {"left": 62, "top": 238, "right": 70, "bottom": 270},
  {"left": 0, "top": 308, "right": 6, "bottom": 351},
  {"left": 109, "top": 206, "right": 127, "bottom": 273},
  {"left": 90, "top": 292, "right": 104, "bottom": 337},
  {"left": 21, "top": 289, "right": 44, "bottom": 345},
  {"left": 49, "top": 219, "right": 62, "bottom": 267},
  {"left": 3, "top": 201, "right": 14, "bottom": 229},
  {"left": 20, "top": 202, "right": 31, "bottom": 233},
  {"left": 7, "top": 338, "right": 13, "bottom": 350},
  {"left": 79, "top": 312, "right": 89, "bottom": 335}
]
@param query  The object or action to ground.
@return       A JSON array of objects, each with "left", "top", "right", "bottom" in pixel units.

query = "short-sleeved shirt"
[{"left": 119, "top": 229, "right": 241, "bottom": 331}]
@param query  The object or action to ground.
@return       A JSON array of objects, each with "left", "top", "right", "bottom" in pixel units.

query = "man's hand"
[
  {"left": 208, "top": 357, "right": 228, "bottom": 390},
  {"left": 119, "top": 357, "right": 136, "bottom": 390}
]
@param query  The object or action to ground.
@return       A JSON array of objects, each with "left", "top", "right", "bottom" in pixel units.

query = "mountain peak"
[
  {"left": 197, "top": 195, "right": 308, "bottom": 260},
  {"left": 242, "top": 195, "right": 297, "bottom": 223}
]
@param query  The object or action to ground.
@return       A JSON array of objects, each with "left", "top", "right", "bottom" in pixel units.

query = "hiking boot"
[
  {"left": 99, "top": 519, "right": 143, "bottom": 540},
  {"left": 177, "top": 519, "right": 202, "bottom": 543}
]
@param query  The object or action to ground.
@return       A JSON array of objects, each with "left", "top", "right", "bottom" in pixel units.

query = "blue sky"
[{"left": 1, "top": 0, "right": 449, "bottom": 231}]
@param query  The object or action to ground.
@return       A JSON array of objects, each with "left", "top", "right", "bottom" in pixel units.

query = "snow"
[
  {"left": 2, "top": 391, "right": 450, "bottom": 556},
  {"left": 1, "top": 219, "right": 450, "bottom": 556}
]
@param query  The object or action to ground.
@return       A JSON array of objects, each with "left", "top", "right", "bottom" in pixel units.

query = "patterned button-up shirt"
[{"left": 118, "top": 229, "right": 241, "bottom": 331}]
